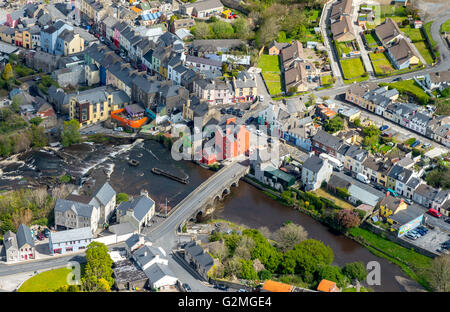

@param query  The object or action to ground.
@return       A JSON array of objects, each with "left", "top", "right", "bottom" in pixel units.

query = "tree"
[
  {"left": 61, "top": 119, "right": 81, "bottom": 147},
  {"left": 232, "top": 18, "right": 250, "bottom": 39},
  {"left": 323, "top": 116, "right": 344, "bottom": 134},
  {"left": 2, "top": 63, "right": 14, "bottom": 80},
  {"left": 342, "top": 262, "right": 368, "bottom": 282},
  {"left": 336, "top": 209, "right": 361, "bottom": 229},
  {"left": 255, "top": 17, "right": 281, "bottom": 48},
  {"left": 317, "top": 265, "right": 348, "bottom": 288},
  {"left": 192, "top": 22, "right": 212, "bottom": 39},
  {"left": 353, "top": 118, "right": 361, "bottom": 128},
  {"left": 239, "top": 259, "right": 258, "bottom": 280},
  {"left": 224, "top": 256, "right": 242, "bottom": 278},
  {"left": 11, "top": 95, "right": 22, "bottom": 113},
  {"left": 288, "top": 239, "right": 334, "bottom": 276},
  {"left": 29, "top": 117, "right": 43, "bottom": 126},
  {"left": 81, "top": 242, "right": 114, "bottom": 292},
  {"left": 258, "top": 270, "right": 272, "bottom": 281},
  {"left": 428, "top": 254, "right": 450, "bottom": 292},
  {"left": 234, "top": 235, "right": 255, "bottom": 261},
  {"left": 29, "top": 124, "right": 48, "bottom": 147},
  {"left": 273, "top": 223, "right": 308, "bottom": 252},
  {"left": 116, "top": 193, "right": 129, "bottom": 204},
  {"left": 212, "top": 20, "right": 234, "bottom": 39},
  {"left": 243, "top": 229, "right": 282, "bottom": 272}
]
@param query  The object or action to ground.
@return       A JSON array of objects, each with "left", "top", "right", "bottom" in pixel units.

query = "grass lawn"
[
  {"left": 400, "top": 26, "right": 424, "bottom": 43},
  {"left": 340, "top": 57, "right": 366, "bottom": 79},
  {"left": 348, "top": 227, "right": 432, "bottom": 289},
  {"left": 413, "top": 41, "right": 434, "bottom": 64},
  {"left": 364, "top": 32, "right": 378, "bottom": 47},
  {"left": 386, "top": 80, "right": 429, "bottom": 104},
  {"left": 441, "top": 19, "right": 450, "bottom": 33},
  {"left": 258, "top": 55, "right": 283, "bottom": 95},
  {"left": 313, "top": 188, "right": 355, "bottom": 210},
  {"left": 380, "top": 145, "right": 392, "bottom": 153},
  {"left": 19, "top": 268, "right": 73, "bottom": 292},
  {"left": 335, "top": 41, "right": 353, "bottom": 56},
  {"left": 321, "top": 75, "right": 333, "bottom": 86},
  {"left": 370, "top": 52, "right": 394, "bottom": 75},
  {"left": 258, "top": 55, "right": 281, "bottom": 72},
  {"left": 343, "top": 76, "right": 369, "bottom": 84}
]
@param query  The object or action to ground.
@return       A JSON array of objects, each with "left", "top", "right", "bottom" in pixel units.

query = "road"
[{"left": 320, "top": 0, "right": 344, "bottom": 86}]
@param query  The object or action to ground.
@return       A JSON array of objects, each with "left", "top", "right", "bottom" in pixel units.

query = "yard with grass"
[
  {"left": 413, "top": 41, "right": 434, "bottom": 64},
  {"left": 400, "top": 26, "right": 424, "bottom": 43},
  {"left": 370, "top": 52, "right": 395, "bottom": 75},
  {"left": 364, "top": 32, "right": 378, "bottom": 48},
  {"left": 385, "top": 80, "right": 429, "bottom": 104},
  {"left": 258, "top": 54, "right": 283, "bottom": 95},
  {"left": 313, "top": 188, "right": 356, "bottom": 210},
  {"left": 18, "top": 268, "right": 73, "bottom": 292},
  {"left": 348, "top": 227, "right": 432, "bottom": 289},
  {"left": 320, "top": 75, "right": 333, "bottom": 86},
  {"left": 335, "top": 41, "right": 354, "bottom": 57},
  {"left": 440, "top": 19, "right": 450, "bottom": 33},
  {"left": 340, "top": 57, "right": 367, "bottom": 80}
]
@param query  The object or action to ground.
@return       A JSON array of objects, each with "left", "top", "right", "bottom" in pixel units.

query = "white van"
[{"left": 356, "top": 173, "right": 370, "bottom": 184}]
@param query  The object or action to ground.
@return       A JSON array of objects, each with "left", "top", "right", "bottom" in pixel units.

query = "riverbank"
[{"left": 234, "top": 177, "right": 430, "bottom": 291}]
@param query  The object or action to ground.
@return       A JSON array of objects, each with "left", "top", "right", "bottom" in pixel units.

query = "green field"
[
  {"left": 364, "top": 32, "right": 378, "bottom": 47},
  {"left": 340, "top": 57, "right": 366, "bottom": 79},
  {"left": 348, "top": 227, "right": 431, "bottom": 289},
  {"left": 370, "top": 52, "right": 394, "bottom": 75},
  {"left": 321, "top": 75, "right": 333, "bottom": 86},
  {"left": 414, "top": 41, "right": 434, "bottom": 64},
  {"left": 400, "top": 26, "right": 424, "bottom": 43},
  {"left": 19, "top": 268, "right": 73, "bottom": 292},
  {"left": 258, "top": 55, "right": 283, "bottom": 95},
  {"left": 258, "top": 54, "right": 281, "bottom": 72},
  {"left": 387, "top": 80, "right": 429, "bottom": 104},
  {"left": 441, "top": 19, "right": 450, "bottom": 33}
]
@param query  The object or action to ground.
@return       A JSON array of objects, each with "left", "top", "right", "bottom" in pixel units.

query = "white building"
[{"left": 301, "top": 155, "right": 333, "bottom": 191}]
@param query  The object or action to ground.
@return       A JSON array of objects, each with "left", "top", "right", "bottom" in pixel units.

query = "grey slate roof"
[
  {"left": 144, "top": 262, "right": 176, "bottom": 284},
  {"left": 302, "top": 155, "right": 326, "bottom": 173},
  {"left": 117, "top": 195, "right": 155, "bottom": 223},
  {"left": 133, "top": 245, "right": 164, "bottom": 267},
  {"left": 312, "top": 130, "right": 344, "bottom": 151},
  {"left": 50, "top": 227, "right": 93, "bottom": 244},
  {"left": 185, "top": 241, "right": 214, "bottom": 270},
  {"left": 125, "top": 234, "right": 142, "bottom": 250},
  {"left": 109, "top": 222, "right": 136, "bottom": 236},
  {"left": 16, "top": 224, "right": 34, "bottom": 249},
  {"left": 186, "top": 55, "right": 222, "bottom": 67},
  {"left": 3, "top": 231, "right": 18, "bottom": 251},
  {"left": 390, "top": 204, "right": 424, "bottom": 226},
  {"left": 54, "top": 198, "right": 95, "bottom": 218},
  {"left": 89, "top": 182, "right": 116, "bottom": 208}
]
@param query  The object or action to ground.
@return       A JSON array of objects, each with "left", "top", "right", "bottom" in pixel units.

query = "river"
[{"left": 0, "top": 139, "right": 416, "bottom": 291}]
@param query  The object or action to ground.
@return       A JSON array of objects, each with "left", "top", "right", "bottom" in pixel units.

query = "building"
[
  {"left": 301, "top": 155, "right": 333, "bottom": 191},
  {"left": 386, "top": 39, "right": 419, "bottom": 70},
  {"left": 54, "top": 199, "right": 98, "bottom": 232},
  {"left": 317, "top": 279, "right": 340, "bottom": 292},
  {"left": 374, "top": 18, "right": 403, "bottom": 46},
  {"left": 232, "top": 71, "right": 257, "bottom": 103},
  {"left": 423, "top": 70, "right": 450, "bottom": 90},
  {"left": 329, "top": 0, "right": 352, "bottom": 23},
  {"left": 3, "top": 224, "right": 35, "bottom": 263},
  {"left": 116, "top": 192, "right": 155, "bottom": 233},
  {"left": 262, "top": 280, "right": 294, "bottom": 292},
  {"left": 170, "top": 18, "right": 195, "bottom": 33},
  {"left": 181, "top": 0, "right": 224, "bottom": 18},
  {"left": 386, "top": 164, "right": 414, "bottom": 196},
  {"left": 49, "top": 227, "right": 94, "bottom": 255},
  {"left": 189, "top": 39, "right": 245, "bottom": 56},
  {"left": 268, "top": 40, "right": 290, "bottom": 55},
  {"left": 311, "top": 130, "right": 344, "bottom": 157},
  {"left": 343, "top": 145, "right": 368, "bottom": 173},
  {"left": 186, "top": 55, "right": 222, "bottom": 73},
  {"left": 88, "top": 181, "right": 117, "bottom": 227},
  {"left": 40, "top": 20, "right": 73, "bottom": 54},
  {"left": 262, "top": 166, "right": 296, "bottom": 191},
  {"left": 55, "top": 29, "right": 85, "bottom": 56},
  {"left": 193, "top": 78, "right": 233, "bottom": 105},
  {"left": 331, "top": 15, "right": 355, "bottom": 42},
  {"left": 214, "top": 123, "right": 250, "bottom": 160},
  {"left": 113, "top": 259, "right": 148, "bottom": 291},
  {"left": 184, "top": 240, "right": 215, "bottom": 280},
  {"left": 68, "top": 86, "right": 130, "bottom": 127}
]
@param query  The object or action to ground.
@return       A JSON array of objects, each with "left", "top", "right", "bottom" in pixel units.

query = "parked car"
[
  {"left": 238, "top": 111, "right": 244, "bottom": 117},
  {"left": 422, "top": 143, "right": 431, "bottom": 149},
  {"left": 404, "top": 198, "right": 412, "bottom": 205},
  {"left": 428, "top": 208, "right": 442, "bottom": 218},
  {"left": 220, "top": 108, "right": 226, "bottom": 114},
  {"left": 114, "top": 127, "right": 123, "bottom": 132},
  {"left": 226, "top": 108, "right": 233, "bottom": 114},
  {"left": 44, "top": 228, "right": 51, "bottom": 238},
  {"left": 37, "top": 233, "right": 45, "bottom": 240},
  {"left": 183, "top": 283, "right": 191, "bottom": 291},
  {"left": 379, "top": 125, "right": 389, "bottom": 131},
  {"left": 410, "top": 140, "right": 421, "bottom": 148},
  {"left": 33, "top": 76, "right": 42, "bottom": 81},
  {"left": 232, "top": 109, "right": 239, "bottom": 116},
  {"left": 214, "top": 284, "right": 228, "bottom": 291},
  {"left": 246, "top": 117, "right": 254, "bottom": 124},
  {"left": 445, "top": 218, "right": 450, "bottom": 224},
  {"left": 259, "top": 95, "right": 264, "bottom": 102}
]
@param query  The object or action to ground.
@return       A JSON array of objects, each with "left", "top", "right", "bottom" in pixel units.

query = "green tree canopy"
[
  {"left": 61, "top": 119, "right": 81, "bottom": 147},
  {"left": 342, "top": 262, "right": 368, "bottom": 282},
  {"left": 323, "top": 116, "right": 344, "bottom": 134},
  {"left": 2, "top": 63, "right": 14, "bottom": 80},
  {"left": 81, "top": 242, "right": 114, "bottom": 292}
]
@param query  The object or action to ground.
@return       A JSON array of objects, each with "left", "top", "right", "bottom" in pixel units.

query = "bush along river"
[{"left": 0, "top": 136, "right": 423, "bottom": 291}]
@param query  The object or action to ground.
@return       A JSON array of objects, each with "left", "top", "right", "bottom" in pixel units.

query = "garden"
[
  {"left": 369, "top": 52, "right": 394, "bottom": 76},
  {"left": 383, "top": 80, "right": 430, "bottom": 104},
  {"left": 19, "top": 267, "right": 74, "bottom": 292},
  {"left": 257, "top": 54, "right": 283, "bottom": 95},
  {"left": 340, "top": 57, "right": 367, "bottom": 81}
]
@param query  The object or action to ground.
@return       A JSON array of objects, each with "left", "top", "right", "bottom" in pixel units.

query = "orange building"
[
  {"left": 215, "top": 123, "right": 250, "bottom": 161},
  {"left": 262, "top": 280, "right": 293, "bottom": 292},
  {"left": 317, "top": 279, "right": 340, "bottom": 292}
]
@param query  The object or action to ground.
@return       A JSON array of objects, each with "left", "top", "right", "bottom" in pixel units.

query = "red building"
[{"left": 215, "top": 121, "right": 250, "bottom": 161}]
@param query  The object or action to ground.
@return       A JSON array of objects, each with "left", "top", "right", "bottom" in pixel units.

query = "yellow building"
[
  {"left": 233, "top": 72, "right": 257, "bottom": 103},
  {"left": 379, "top": 195, "right": 407, "bottom": 223},
  {"left": 0, "top": 26, "right": 15, "bottom": 44},
  {"left": 69, "top": 86, "right": 130, "bottom": 128},
  {"left": 59, "top": 30, "right": 85, "bottom": 56}
]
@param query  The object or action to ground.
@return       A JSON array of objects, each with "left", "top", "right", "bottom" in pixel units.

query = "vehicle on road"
[
  {"left": 422, "top": 143, "right": 431, "bottom": 149},
  {"left": 410, "top": 140, "right": 421, "bottom": 148},
  {"left": 33, "top": 76, "right": 41, "bottom": 81},
  {"left": 259, "top": 95, "right": 264, "bottom": 102},
  {"left": 356, "top": 173, "right": 370, "bottom": 184},
  {"left": 392, "top": 77, "right": 401, "bottom": 82},
  {"left": 379, "top": 125, "right": 389, "bottom": 131},
  {"left": 214, "top": 284, "right": 228, "bottom": 291},
  {"left": 183, "top": 283, "right": 191, "bottom": 291},
  {"left": 114, "top": 127, "right": 123, "bottom": 132},
  {"left": 428, "top": 208, "right": 442, "bottom": 218},
  {"left": 387, "top": 188, "right": 399, "bottom": 197},
  {"left": 319, "top": 153, "right": 344, "bottom": 171}
]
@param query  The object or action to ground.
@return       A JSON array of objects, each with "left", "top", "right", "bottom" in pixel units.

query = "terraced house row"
[{"left": 345, "top": 78, "right": 450, "bottom": 146}]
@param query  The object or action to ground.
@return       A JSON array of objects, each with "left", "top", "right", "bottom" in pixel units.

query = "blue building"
[
  {"left": 49, "top": 227, "right": 94, "bottom": 255},
  {"left": 40, "top": 20, "right": 72, "bottom": 55}
]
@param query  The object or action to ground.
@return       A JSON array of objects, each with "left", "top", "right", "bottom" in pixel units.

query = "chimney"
[
  {"left": 144, "top": 251, "right": 147, "bottom": 257},
  {"left": 386, "top": 191, "right": 389, "bottom": 197}
]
